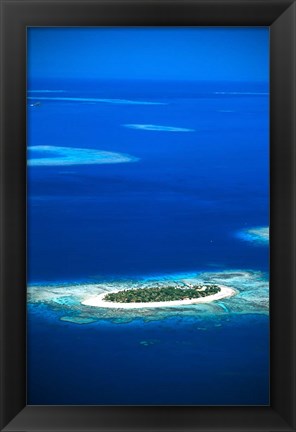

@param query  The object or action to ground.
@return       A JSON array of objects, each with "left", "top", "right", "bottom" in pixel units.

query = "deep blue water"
[
  {"left": 27, "top": 79, "right": 269, "bottom": 405},
  {"left": 28, "top": 306, "right": 269, "bottom": 405}
]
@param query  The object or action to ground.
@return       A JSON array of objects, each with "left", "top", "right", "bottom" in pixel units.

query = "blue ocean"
[{"left": 27, "top": 78, "right": 269, "bottom": 405}]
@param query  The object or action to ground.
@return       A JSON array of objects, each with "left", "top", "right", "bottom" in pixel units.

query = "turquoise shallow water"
[{"left": 28, "top": 269, "right": 269, "bottom": 323}]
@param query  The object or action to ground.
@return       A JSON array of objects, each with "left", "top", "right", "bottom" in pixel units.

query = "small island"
[
  {"left": 82, "top": 284, "right": 236, "bottom": 309},
  {"left": 104, "top": 284, "right": 221, "bottom": 303}
]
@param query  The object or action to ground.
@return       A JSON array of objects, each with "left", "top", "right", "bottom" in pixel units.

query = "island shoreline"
[{"left": 81, "top": 285, "right": 236, "bottom": 309}]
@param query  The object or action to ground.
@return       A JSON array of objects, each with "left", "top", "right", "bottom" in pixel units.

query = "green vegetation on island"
[{"left": 103, "top": 285, "right": 221, "bottom": 303}]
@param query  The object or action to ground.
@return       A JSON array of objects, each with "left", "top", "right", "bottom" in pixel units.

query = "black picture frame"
[{"left": 0, "top": 0, "right": 295, "bottom": 431}]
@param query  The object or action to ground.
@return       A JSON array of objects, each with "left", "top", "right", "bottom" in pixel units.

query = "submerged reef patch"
[
  {"left": 27, "top": 90, "right": 66, "bottom": 93},
  {"left": 236, "top": 227, "right": 269, "bottom": 246},
  {"left": 27, "top": 96, "right": 166, "bottom": 105},
  {"left": 123, "top": 124, "right": 195, "bottom": 132},
  {"left": 28, "top": 146, "right": 138, "bottom": 166}
]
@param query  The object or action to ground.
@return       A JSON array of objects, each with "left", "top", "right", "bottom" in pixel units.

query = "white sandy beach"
[{"left": 81, "top": 285, "right": 236, "bottom": 309}]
